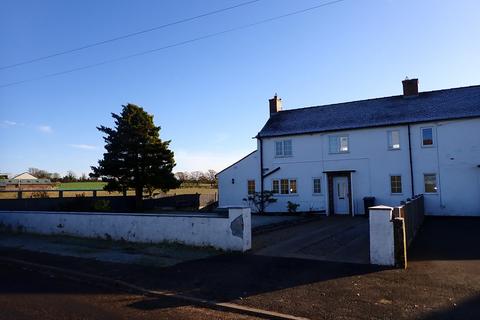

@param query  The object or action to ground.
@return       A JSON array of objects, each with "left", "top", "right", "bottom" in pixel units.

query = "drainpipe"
[
  {"left": 259, "top": 137, "right": 264, "bottom": 213},
  {"left": 408, "top": 124, "right": 415, "bottom": 198}
]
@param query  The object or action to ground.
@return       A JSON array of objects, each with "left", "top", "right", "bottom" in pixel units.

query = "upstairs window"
[
  {"left": 390, "top": 175, "right": 402, "bottom": 194},
  {"left": 388, "top": 130, "right": 401, "bottom": 150},
  {"left": 424, "top": 174, "right": 437, "bottom": 193},
  {"left": 313, "top": 178, "right": 322, "bottom": 194},
  {"left": 421, "top": 127, "right": 435, "bottom": 147},
  {"left": 275, "top": 140, "right": 293, "bottom": 157},
  {"left": 329, "top": 135, "right": 349, "bottom": 153},
  {"left": 247, "top": 180, "right": 255, "bottom": 195}
]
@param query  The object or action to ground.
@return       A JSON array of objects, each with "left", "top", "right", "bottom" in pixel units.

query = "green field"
[
  {"left": 57, "top": 182, "right": 107, "bottom": 190},
  {"left": 0, "top": 181, "right": 217, "bottom": 199}
]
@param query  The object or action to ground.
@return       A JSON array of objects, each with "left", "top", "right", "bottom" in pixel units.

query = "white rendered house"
[{"left": 217, "top": 79, "right": 480, "bottom": 216}]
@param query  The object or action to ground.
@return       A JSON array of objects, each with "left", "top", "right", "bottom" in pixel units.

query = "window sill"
[
  {"left": 273, "top": 194, "right": 299, "bottom": 197},
  {"left": 274, "top": 155, "right": 293, "bottom": 158},
  {"left": 421, "top": 144, "right": 436, "bottom": 148},
  {"left": 312, "top": 193, "right": 324, "bottom": 196},
  {"left": 328, "top": 151, "right": 350, "bottom": 155},
  {"left": 390, "top": 193, "right": 404, "bottom": 196},
  {"left": 388, "top": 148, "right": 401, "bottom": 151}
]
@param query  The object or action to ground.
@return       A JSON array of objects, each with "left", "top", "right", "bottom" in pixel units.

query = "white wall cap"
[{"left": 370, "top": 205, "right": 394, "bottom": 210}]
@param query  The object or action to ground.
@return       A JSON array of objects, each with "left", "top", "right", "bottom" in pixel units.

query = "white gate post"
[{"left": 369, "top": 205, "right": 395, "bottom": 266}]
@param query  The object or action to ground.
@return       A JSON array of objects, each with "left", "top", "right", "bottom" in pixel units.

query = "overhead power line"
[
  {"left": 0, "top": 0, "right": 262, "bottom": 70},
  {"left": 0, "top": 0, "right": 347, "bottom": 89}
]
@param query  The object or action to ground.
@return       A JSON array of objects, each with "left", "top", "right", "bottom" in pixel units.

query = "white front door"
[{"left": 333, "top": 176, "right": 349, "bottom": 214}]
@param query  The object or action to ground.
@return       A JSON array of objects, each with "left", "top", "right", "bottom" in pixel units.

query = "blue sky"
[{"left": 1, "top": 0, "right": 479, "bottom": 176}]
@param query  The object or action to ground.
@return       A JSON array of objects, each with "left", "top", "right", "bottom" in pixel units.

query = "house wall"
[
  {"left": 218, "top": 118, "right": 480, "bottom": 216},
  {"left": 261, "top": 125, "right": 412, "bottom": 214},
  {"left": 410, "top": 118, "right": 480, "bottom": 215},
  {"left": 217, "top": 151, "right": 260, "bottom": 208}
]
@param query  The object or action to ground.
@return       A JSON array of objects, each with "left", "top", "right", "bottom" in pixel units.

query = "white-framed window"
[
  {"left": 313, "top": 178, "right": 322, "bottom": 194},
  {"left": 390, "top": 175, "right": 402, "bottom": 194},
  {"left": 290, "top": 179, "right": 297, "bottom": 194},
  {"left": 272, "top": 180, "right": 279, "bottom": 194},
  {"left": 247, "top": 180, "right": 255, "bottom": 195},
  {"left": 424, "top": 174, "right": 437, "bottom": 193},
  {"left": 272, "top": 179, "right": 297, "bottom": 195},
  {"left": 329, "top": 135, "right": 349, "bottom": 153},
  {"left": 421, "top": 127, "right": 435, "bottom": 147},
  {"left": 388, "top": 130, "right": 401, "bottom": 150},
  {"left": 280, "top": 179, "right": 289, "bottom": 194},
  {"left": 275, "top": 140, "right": 293, "bottom": 157}
]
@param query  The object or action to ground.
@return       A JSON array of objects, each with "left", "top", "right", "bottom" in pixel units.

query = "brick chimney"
[
  {"left": 269, "top": 94, "right": 282, "bottom": 116},
  {"left": 402, "top": 78, "right": 419, "bottom": 97}
]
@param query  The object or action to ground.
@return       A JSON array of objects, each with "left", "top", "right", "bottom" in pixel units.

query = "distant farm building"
[{"left": 0, "top": 172, "right": 54, "bottom": 191}]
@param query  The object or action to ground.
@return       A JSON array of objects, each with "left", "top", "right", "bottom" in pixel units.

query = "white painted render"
[
  {"left": 218, "top": 118, "right": 480, "bottom": 216},
  {"left": 218, "top": 151, "right": 260, "bottom": 208},
  {"left": 369, "top": 206, "right": 395, "bottom": 266},
  {"left": 0, "top": 208, "right": 252, "bottom": 252}
]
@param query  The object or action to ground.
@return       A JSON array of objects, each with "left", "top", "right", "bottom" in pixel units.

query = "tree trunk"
[{"left": 135, "top": 186, "right": 143, "bottom": 212}]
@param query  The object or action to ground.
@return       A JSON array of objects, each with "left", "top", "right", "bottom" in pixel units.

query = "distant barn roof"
[{"left": 257, "top": 85, "right": 480, "bottom": 138}]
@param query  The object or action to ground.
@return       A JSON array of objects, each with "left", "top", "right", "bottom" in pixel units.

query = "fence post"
[
  {"left": 93, "top": 190, "right": 97, "bottom": 198},
  {"left": 393, "top": 217, "right": 407, "bottom": 269},
  {"left": 17, "top": 191, "right": 22, "bottom": 199},
  {"left": 59, "top": 190, "right": 63, "bottom": 198}
]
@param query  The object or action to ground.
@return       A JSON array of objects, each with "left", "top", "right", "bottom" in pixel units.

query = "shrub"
[
  {"left": 287, "top": 201, "right": 300, "bottom": 213},
  {"left": 243, "top": 191, "right": 277, "bottom": 213},
  {"left": 31, "top": 191, "right": 49, "bottom": 198}
]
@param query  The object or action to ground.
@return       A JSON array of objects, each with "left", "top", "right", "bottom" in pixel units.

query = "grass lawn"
[{"left": 57, "top": 181, "right": 107, "bottom": 190}]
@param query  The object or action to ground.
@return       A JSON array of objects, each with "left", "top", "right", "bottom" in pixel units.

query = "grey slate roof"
[{"left": 258, "top": 85, "right": 480, "bottom": 138}]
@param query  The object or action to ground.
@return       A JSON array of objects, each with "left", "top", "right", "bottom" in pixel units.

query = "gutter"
[
  {"left": 408, "top": 124, "right": 415, "bottom": 197},
  {"left": 259, "top": 137, "right": 264, "bottom": 212}
]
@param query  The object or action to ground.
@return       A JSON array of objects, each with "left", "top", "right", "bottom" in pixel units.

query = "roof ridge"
[{"left": 280, "top": 84, "right": 480, "bottom": 113}]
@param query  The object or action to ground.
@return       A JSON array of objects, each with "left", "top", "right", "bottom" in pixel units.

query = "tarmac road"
[{"left": 0, "top": 262, "right": 258, "bottom": 320}]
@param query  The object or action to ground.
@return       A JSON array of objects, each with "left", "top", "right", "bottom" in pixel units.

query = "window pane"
[
  {"left": 272, "top": 180, "right": 279, "bottom": 194},
  {"left": 289, "top": 179, "right": 297, "bottom": 194},
  {"left": 422, "top": 128, "right": 433, "bottom": 146},
  {"left": 247, "top": 180, "right": 255, "bottom": 195},
  {"left": 340, "top": 136, "right": 349, "bottom": 152},
  {"left": 329, "top": 136, "right": 338, "bottom": 153},
  {"left": 390, "top": 175, "right": 402, "bottom": 193},
  {"left": 275, "top": 141, "right": 283, "bottom": 156},
  {"left": 424, "top": 174, "right": 437, "bottom": 193},
  {"left": 283, "top": 140, "right": 292, "bottom": 156},
  {"left": 280, "top": 179, "right": 289, "bottom": 194},
  {"left": 313, "top": 178, "right": 321, "bottom": 193},
  {"left": 389, "top": 130, "right": 400, "bottom": 149}
]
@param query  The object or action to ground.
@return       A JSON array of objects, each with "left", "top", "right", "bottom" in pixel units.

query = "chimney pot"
[
  {"left": 402, "top": 78, "right": 419, "bottom": 97},
  {"left": 269, "top": 95, "right": 282, "bottom": 116}
]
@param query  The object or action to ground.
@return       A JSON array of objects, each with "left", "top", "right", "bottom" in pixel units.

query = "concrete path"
[{"left": 254, "top": 216, "right": 369, "bottom": 264}]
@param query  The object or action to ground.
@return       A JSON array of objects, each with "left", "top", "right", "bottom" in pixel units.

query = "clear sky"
[{"left": 1, "top": 0, "right": 479, "bottom": 177}]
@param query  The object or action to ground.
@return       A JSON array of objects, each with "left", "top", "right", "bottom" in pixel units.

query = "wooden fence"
[
  {"left": 0, "top": 192, "right": 218, "bottom": 212},
  {"left": 394, "top": 194, "right": 425, "bottom": 247}
]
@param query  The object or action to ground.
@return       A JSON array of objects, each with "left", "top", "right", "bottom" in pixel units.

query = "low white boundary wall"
[{"left": 0, "top": 208, "right": 251, "bottom": 252}]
